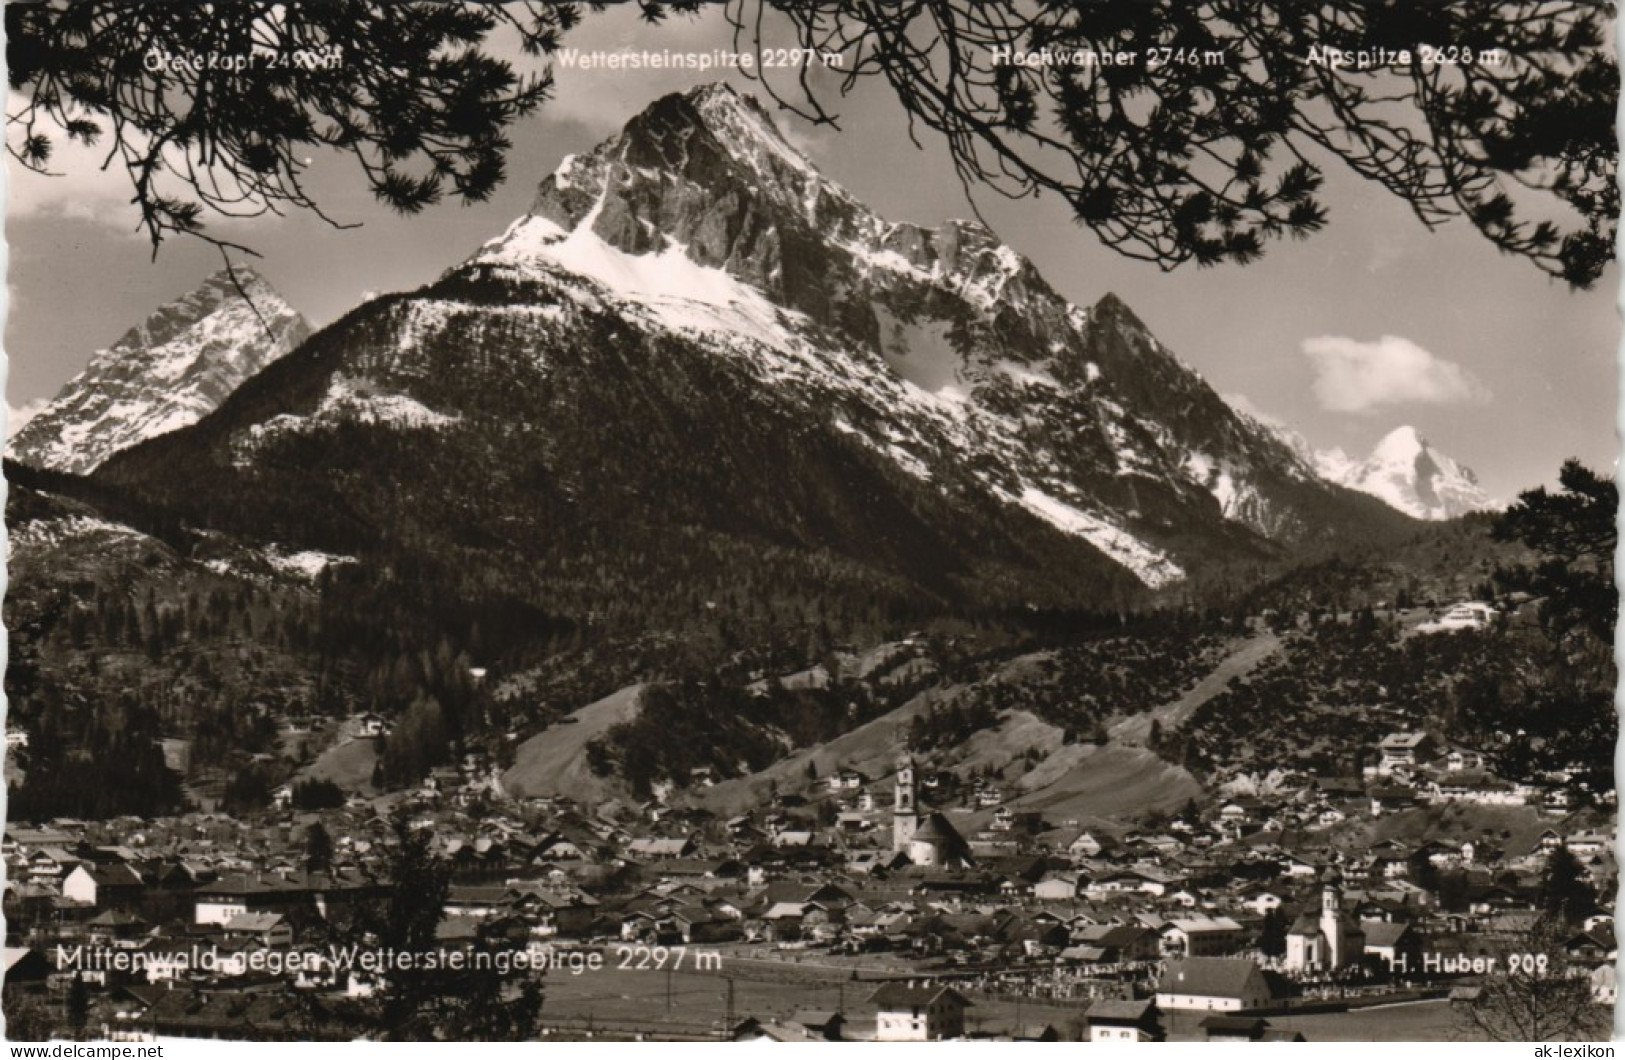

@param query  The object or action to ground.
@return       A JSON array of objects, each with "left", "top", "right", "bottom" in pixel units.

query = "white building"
[
  {"left": 1160, "top": 916, "right": 1246, "bottom": 957},
  {"left": 1420, "top": 602, "right": 1496, "bottom": 632},
  {"left": 869, "top": 983, "right": 969, "bottom": 1041},
  {"left": 1284, "top": 869, "right": 1366, "bottom": 973},
  {"left": 1157, "top": 958, "right": 1275, "bottom": 1012}
]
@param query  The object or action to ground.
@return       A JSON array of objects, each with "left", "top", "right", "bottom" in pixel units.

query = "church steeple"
[
  {"left": 1319, "top": 865, "right": 1350, "bottom": 968},
  {"left": 1319, "top": 864, "right": 1345, "bottom": 916},
  {"left": 892, "top": 753, "right": 920, "bottom": 853},
  {"left": 1319, "top": 866, "right": 1343, "bottom": 916},
  {"left": 895, "top": 755, "right": 916, "bottom": 814}
]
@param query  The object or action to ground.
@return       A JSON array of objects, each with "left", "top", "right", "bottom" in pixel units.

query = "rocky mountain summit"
[
  {"left": 93, "top": 85, "right": 1413, "bottom": 617},
  {"left": 1316, "top": 426, "right": 1495, "bottom": 521},
  {"left": 1228, "top": 396, "right": 1495, "bottom": 522},
  {"left": 455, "top": 84, "right": 1413, "bottom": 585},
  {"left": 10, "top": 268, "right": 309, "bottom": 474}
]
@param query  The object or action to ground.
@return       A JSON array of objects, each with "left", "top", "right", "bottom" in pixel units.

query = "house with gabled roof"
[
  {"left": 672, "top": 907, "right": 745, "bottom": 945},
  {"left": 443, "top": 883, "right": 516, "bottom": 918},
  {"left": 222, "top": 911, "right": 295, "bottom": 948},
  {"left": 192, "top": 873, "right": 312, "bottom": 926},
  {"left": 828, "top": 768, "right": 867, "bottom": 792},
  {"left": 1375, "top": 732, "right": 1434, "bottom": 774},
  {"left": 1369, "top": 785, "right": 1421, "bottom": 815},
  {"left": 1072, "top": 923, "right": 1159, "bottom": 962},
  {"left": 1156, "top": 957, "right": 1280, "bottom": 1012},
  {"left": 84, "top": 909, "right": 150, "bottom": 945},
  {"left": 1064, "top": 831, "right": 1118, "bottom": 860},
  {"left": 729, "top": 1017, "right": 829, "bottom": 1042},
  {"left": 25, "top": 847, "right": 78, "bottom": 882},
  {"left": 1565, "top": 926, "right": 1616, "bottom": 967},
  {"left": 1032, "top": 872, "right": 1078, "bottom": 901},
  {"left": 1085, "top": 998, "right": 1164, "bottom": 1042},
  {"left": 1090, "top": 865, "right": 1178, "bottom": 896},
  {"left": 869, "top": 982, "right": 970, "bottom": 1041},
  {"left": 61, "top": 862, "right": 145, "bottom": 910},
  {"left": 787, "top": 1010, "right": 846, "bottom": 1041},
  {"left": 4, "top": 826, "right": 76, "bottom": 855},
  {"left": 758, "top": 900, "right": 816, "bottom": 941},
  {"left": 1444, "top": 747, "right": 1487, "bottom": 772},
  {"left": 1361, "top": 920, "right": 1420, "bottom": 969},
  {"left": 1160, "top": 916, "right": 1246, "bottom": 958}
]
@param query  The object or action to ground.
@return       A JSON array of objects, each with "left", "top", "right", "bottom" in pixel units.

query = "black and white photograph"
[{"left": 1, "top": 1, "right": 1617, "bottom": 1045}]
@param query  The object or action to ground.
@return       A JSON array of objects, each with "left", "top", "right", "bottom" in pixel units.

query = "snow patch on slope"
[
  {"left": 203, "top": 547, "right": 355, "bottom": 584},
  {"left": 474, "top": 203, "right": 792, "bottom": 351},
  {"left": 1015, "top": 487, "right": 1184, "bottom": 588},
  {"left": 1183, "top": 452, "right": 1242, "bottom": 516},
  {"left": 317, "top": 375, "right": 460, "bottom": 429},
  {"left": 230, "top": 373, "right": 460, "bottom": 465},
  {"left": 838, "top": 228, "right": 1027, "bottom": 314},
  {"left": 8, "top": 515, "right": 146, "bottom": 560},
  {"left": 265, "top": 548, "right": 355, "bottom": 581}
]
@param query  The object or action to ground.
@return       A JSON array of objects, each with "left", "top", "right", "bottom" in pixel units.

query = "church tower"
[
  {"left": 892, "top": 754, "right": 920, "bottom": 853},
  {"left": 1319, "top": 867, "right": 1348, "bottom": 968}
]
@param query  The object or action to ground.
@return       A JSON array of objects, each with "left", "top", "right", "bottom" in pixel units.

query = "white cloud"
[
  {"left": 1301, "top": 334, "right": 1490, "bottom": 414},
  {"left": 7, "top": 133, "right": 138, "bottom": 231},
  {"left": 8, "top": 124, "right": 272, "bottom": 236}
]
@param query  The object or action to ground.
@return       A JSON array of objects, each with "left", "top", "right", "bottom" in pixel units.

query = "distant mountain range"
[
  {"left": 1313, "top": 427, "right": 1496, "bottom": 522},
  {"left": 9, "top": 268, "right": 309, "bottom": 474},
  {"left": 72, "top": 84, "right": 1417, "bottom": 611}
]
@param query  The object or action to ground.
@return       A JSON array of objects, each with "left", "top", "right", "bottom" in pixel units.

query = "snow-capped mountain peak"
[
  {"left": 454, "top": 83, "right": 1429, "bottom": 583},
  {"left": 1370, "top": 424, "right": 1429, "bottom": 464},
  {"left": 9, "top": 268, "right": 310, "bottom": 474},
  {"left": 106, "top": 84, "right": 1419, "bottom": 603},
  {"left": 687, "top": 81, "right": 823, "bottom": 183},
  {"left": 477, "top": 83, "right": 1051, "bottom": 333},
  {"left": 1339, "top": 426, "right": 1494, "bottom": 520},
  {"left": 1225, "top": 395, "right": 1495, "bottom": 521}
]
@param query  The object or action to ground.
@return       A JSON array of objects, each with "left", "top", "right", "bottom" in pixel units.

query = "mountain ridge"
[
  {"left": 1321, "top": 426, "right": 1496, "bottom": 521},
  {"left": 9, "top": 267, "right": 310, "bottom": 474},
  {"left": 1225, "top": 395, "right": 1496, "bottom": 521},
  {"left": 459, "top": 83, "right": 1413, "bottom": 578},
  {"left": 94, "top": 84, "right": 1416, "bottom": 608}
]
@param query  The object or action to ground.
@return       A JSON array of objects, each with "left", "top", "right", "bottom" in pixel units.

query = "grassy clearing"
[{"left": 501, "top": 683, "right": 643, "bottom": 802}]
